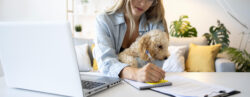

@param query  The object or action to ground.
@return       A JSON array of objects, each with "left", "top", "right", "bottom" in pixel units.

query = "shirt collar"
[
  {"left": 113, "top": 12, "right": 125, "bottom": 25},
  {"left": 113, "top": 12, "right": 149, "bottom": 32}
]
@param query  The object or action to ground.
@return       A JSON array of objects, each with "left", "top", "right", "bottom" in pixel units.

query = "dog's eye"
[{"left": 157, "top": 45, "right": 163, "bottom": 49}]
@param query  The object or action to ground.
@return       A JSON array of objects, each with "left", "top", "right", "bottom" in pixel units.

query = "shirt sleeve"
[{"left": 93, "top": 14, "right": 129, "bottom": 78}]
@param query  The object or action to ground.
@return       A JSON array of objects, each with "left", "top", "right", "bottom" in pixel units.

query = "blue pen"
[
  {"left": 145, "top": 50, "right": 153, "bottom": 62},
  {"left": 145, "top": 50, "right": 166, "bottom": 81}
]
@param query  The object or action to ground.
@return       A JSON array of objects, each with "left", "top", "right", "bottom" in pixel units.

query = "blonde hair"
[{"left": 106, "top": 0, "right": 169, "bottom": 37}]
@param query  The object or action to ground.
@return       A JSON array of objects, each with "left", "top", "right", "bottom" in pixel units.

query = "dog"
[{"left": 118, "top": 29, "right": 170, "bottom": 67}]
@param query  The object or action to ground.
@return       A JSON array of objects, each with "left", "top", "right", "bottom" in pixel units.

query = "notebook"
[{"left": 124, "top": 79, "right": 172, "bottom": 90}]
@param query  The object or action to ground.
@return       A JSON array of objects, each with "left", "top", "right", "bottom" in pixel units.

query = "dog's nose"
[{"left": 164, "top": 57, "right": 168, "bottom": 60}]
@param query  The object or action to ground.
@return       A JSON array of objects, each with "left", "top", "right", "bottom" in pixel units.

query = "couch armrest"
[{"left": 215, "top": 58, "right": 235, "bottom": 72}]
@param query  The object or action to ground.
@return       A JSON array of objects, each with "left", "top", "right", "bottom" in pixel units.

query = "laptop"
[{"left": 0, "top": 21, "right": 121, "bottom": 97}]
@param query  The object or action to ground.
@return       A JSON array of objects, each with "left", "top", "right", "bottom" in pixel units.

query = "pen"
[
  {"left": 146, "top": 50, "right": 166, "bottom": 80},
  {"left": 146, "top": 50, "right": 153, "bottom": 62}
]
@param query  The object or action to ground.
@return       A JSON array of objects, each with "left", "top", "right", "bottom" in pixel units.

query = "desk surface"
[{"left": 0, "top": 72, "right": 249, "bottom": 97}]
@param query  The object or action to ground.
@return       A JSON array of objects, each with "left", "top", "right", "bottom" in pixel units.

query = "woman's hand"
[
  {"left": 135, "top": 63, "right": 165, "bottom": 82},
  {"left": 120, "top": 63, "right": 165, "bottom": 83}
]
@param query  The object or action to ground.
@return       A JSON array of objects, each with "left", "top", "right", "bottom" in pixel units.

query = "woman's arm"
[{"left": 93, "top": 13, "right": 129, "bottom": 78}]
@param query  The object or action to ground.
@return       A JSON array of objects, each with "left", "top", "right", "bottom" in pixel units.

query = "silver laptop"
[{"left": 0, "top": 21, "right": 121, "bottom": 97}]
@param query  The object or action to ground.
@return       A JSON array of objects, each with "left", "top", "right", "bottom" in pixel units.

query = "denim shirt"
[{"left": 93, "top": 12, "right": 165, "bottom": 78}]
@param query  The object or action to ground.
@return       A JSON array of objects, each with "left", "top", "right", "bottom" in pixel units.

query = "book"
[{"left": 124, "top": 79, "right": 172, "bottom": 90}]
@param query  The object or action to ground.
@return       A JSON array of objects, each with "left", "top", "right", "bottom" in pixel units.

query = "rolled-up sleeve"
[{"left": 93, "top": 14, "right": 129, "bottom": 78}]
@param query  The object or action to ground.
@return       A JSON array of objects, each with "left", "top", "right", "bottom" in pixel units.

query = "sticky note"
[{"left": 146, "top": 80, "right": 168, "bottom": 85}]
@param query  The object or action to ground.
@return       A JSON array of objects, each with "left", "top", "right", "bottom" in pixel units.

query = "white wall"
[
  {"left": 0, "top": 0, "right": 67, "bottom": 76},
  {"left": 0, "top": 0, "right": 67, "bottom": 21},
  {"left": 164, "top": 0, "right": 250, "bottom": 52},
  {"left": 74, "top": 0, "right": 250, "bottom": 51},
  {"left": 73, "top": 0, "right": 115, "bottom": 39}
]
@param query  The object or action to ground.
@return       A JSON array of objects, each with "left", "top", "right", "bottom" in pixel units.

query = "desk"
[{"left": 0, "top": 72, "right": 249, "bottom": 97}]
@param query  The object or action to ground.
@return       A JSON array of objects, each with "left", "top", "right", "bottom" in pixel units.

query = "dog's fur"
[{"left": 118, "top": 29, "right": 170, "bottom": 67}]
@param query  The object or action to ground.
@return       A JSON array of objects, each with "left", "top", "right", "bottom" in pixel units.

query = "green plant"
[
  {"left": 202, "top": 20, "right": 250, "bottom": 72},
  {"left": 170, "top": 15, "right": 197, "bottom": 37},
  {"left": 75, "top": 25, "right": 82, "bottom": 32},
  {"left": 82, "top": 0, "right": 88, "bottom": 3},
  {"left": 223, "top": 47, "right": 250, "bottom": 72},
  {"left": 203, "top": 20, "right": 230, "bottom": 50}
]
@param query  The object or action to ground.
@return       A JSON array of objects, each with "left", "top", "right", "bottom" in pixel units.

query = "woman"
[{"left": 93, "top": 0, "right": 168, "bottom": 82}]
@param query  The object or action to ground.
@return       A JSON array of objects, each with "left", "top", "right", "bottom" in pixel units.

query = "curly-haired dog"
[{"left": 118, "top": 29, "right": 170, "bottom": 67}]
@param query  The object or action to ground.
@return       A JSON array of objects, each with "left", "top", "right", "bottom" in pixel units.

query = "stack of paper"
[{"left": 151, "top": 75, "right": 234, "bottom": 97}]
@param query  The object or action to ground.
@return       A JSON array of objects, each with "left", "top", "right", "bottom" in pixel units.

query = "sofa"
[{"left": 73, "top": 36, "right": 236, "bottom": 72}]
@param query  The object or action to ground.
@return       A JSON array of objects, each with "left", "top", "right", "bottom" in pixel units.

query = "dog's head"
[{"left": 138, "top": 29, "right": 170, "bottom": 61}]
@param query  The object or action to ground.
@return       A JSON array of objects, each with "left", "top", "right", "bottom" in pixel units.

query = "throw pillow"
[
  {"left": 75, "top": 44, "right": 92, "bottom": 72},
  {"left": 91, "top": 44, "right": 98, "bottom": 71},
  {"left": 186, "top": 43, "right": 221, "bottom": 72},
  {"left": 162, "top": 45, "right": 187, "bottom": 72}
]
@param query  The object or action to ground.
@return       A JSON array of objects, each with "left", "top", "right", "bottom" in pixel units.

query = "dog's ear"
[{"left": 138, "top": 35, "right": 150, "bottom": 61}]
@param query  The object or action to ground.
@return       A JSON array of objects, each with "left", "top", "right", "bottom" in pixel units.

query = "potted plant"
[
  {"left": 203, "top": 20, "right": 230, "bottom": 51},
  {"left": 75, "top": 24, "right": 82, "bottom": 32},
  {"left": 203, "top": 20, "right": 250, "bottom": 72},
  {"left": 170, "top": 15, "right": 197, "bottom": 37},
  {"left": 223, "top": 47, "right": 250, "bottom": 72}
]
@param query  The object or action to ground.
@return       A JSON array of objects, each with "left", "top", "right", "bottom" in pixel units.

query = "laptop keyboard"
[{"left": 81, "top": 80, "right": 105, "bottom": 89}]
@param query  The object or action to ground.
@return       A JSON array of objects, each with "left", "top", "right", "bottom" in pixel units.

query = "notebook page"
[{"left": 151, "top": 75, "right": 234, "bottom": 97}]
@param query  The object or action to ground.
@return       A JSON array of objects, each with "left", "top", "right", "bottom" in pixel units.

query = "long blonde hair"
[{"left": 106, "top": 0, "right": 169, "bottom": 37}]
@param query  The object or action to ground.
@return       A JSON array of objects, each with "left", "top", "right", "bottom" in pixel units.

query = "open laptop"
[{"left": 0, "top": 21, "right": 121, "bottom": 97}]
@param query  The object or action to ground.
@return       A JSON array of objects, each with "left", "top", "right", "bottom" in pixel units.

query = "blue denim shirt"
[{"left": 93, "top": 12, "right": 165, "bottom": 78}]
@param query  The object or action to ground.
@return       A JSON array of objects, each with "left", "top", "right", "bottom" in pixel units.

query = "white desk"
[{"left": 0, "top": 72, "right": 249, "bottom": 97}]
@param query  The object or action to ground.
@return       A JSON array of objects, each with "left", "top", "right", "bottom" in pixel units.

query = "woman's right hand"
[
  {"left": 120, "top": 63, "right": 165, "bottom": 83},
  {"left": 135, "top": 63, "right": 165, "bottom": 82}
]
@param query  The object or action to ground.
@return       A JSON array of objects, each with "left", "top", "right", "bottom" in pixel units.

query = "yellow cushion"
[
  {"left": 91, "top": 44, "right": 98, "bottom": 71},
  {"left": 186, "top": 43, "right": 221, "bottom": 72}
]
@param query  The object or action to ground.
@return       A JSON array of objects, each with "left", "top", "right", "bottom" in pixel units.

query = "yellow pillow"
[
  {"left": 186, "top": 43, "right": 221, "bottom": 72},
  {"left": 91, "top": 44, "right": 98, "bottom": 71}
]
